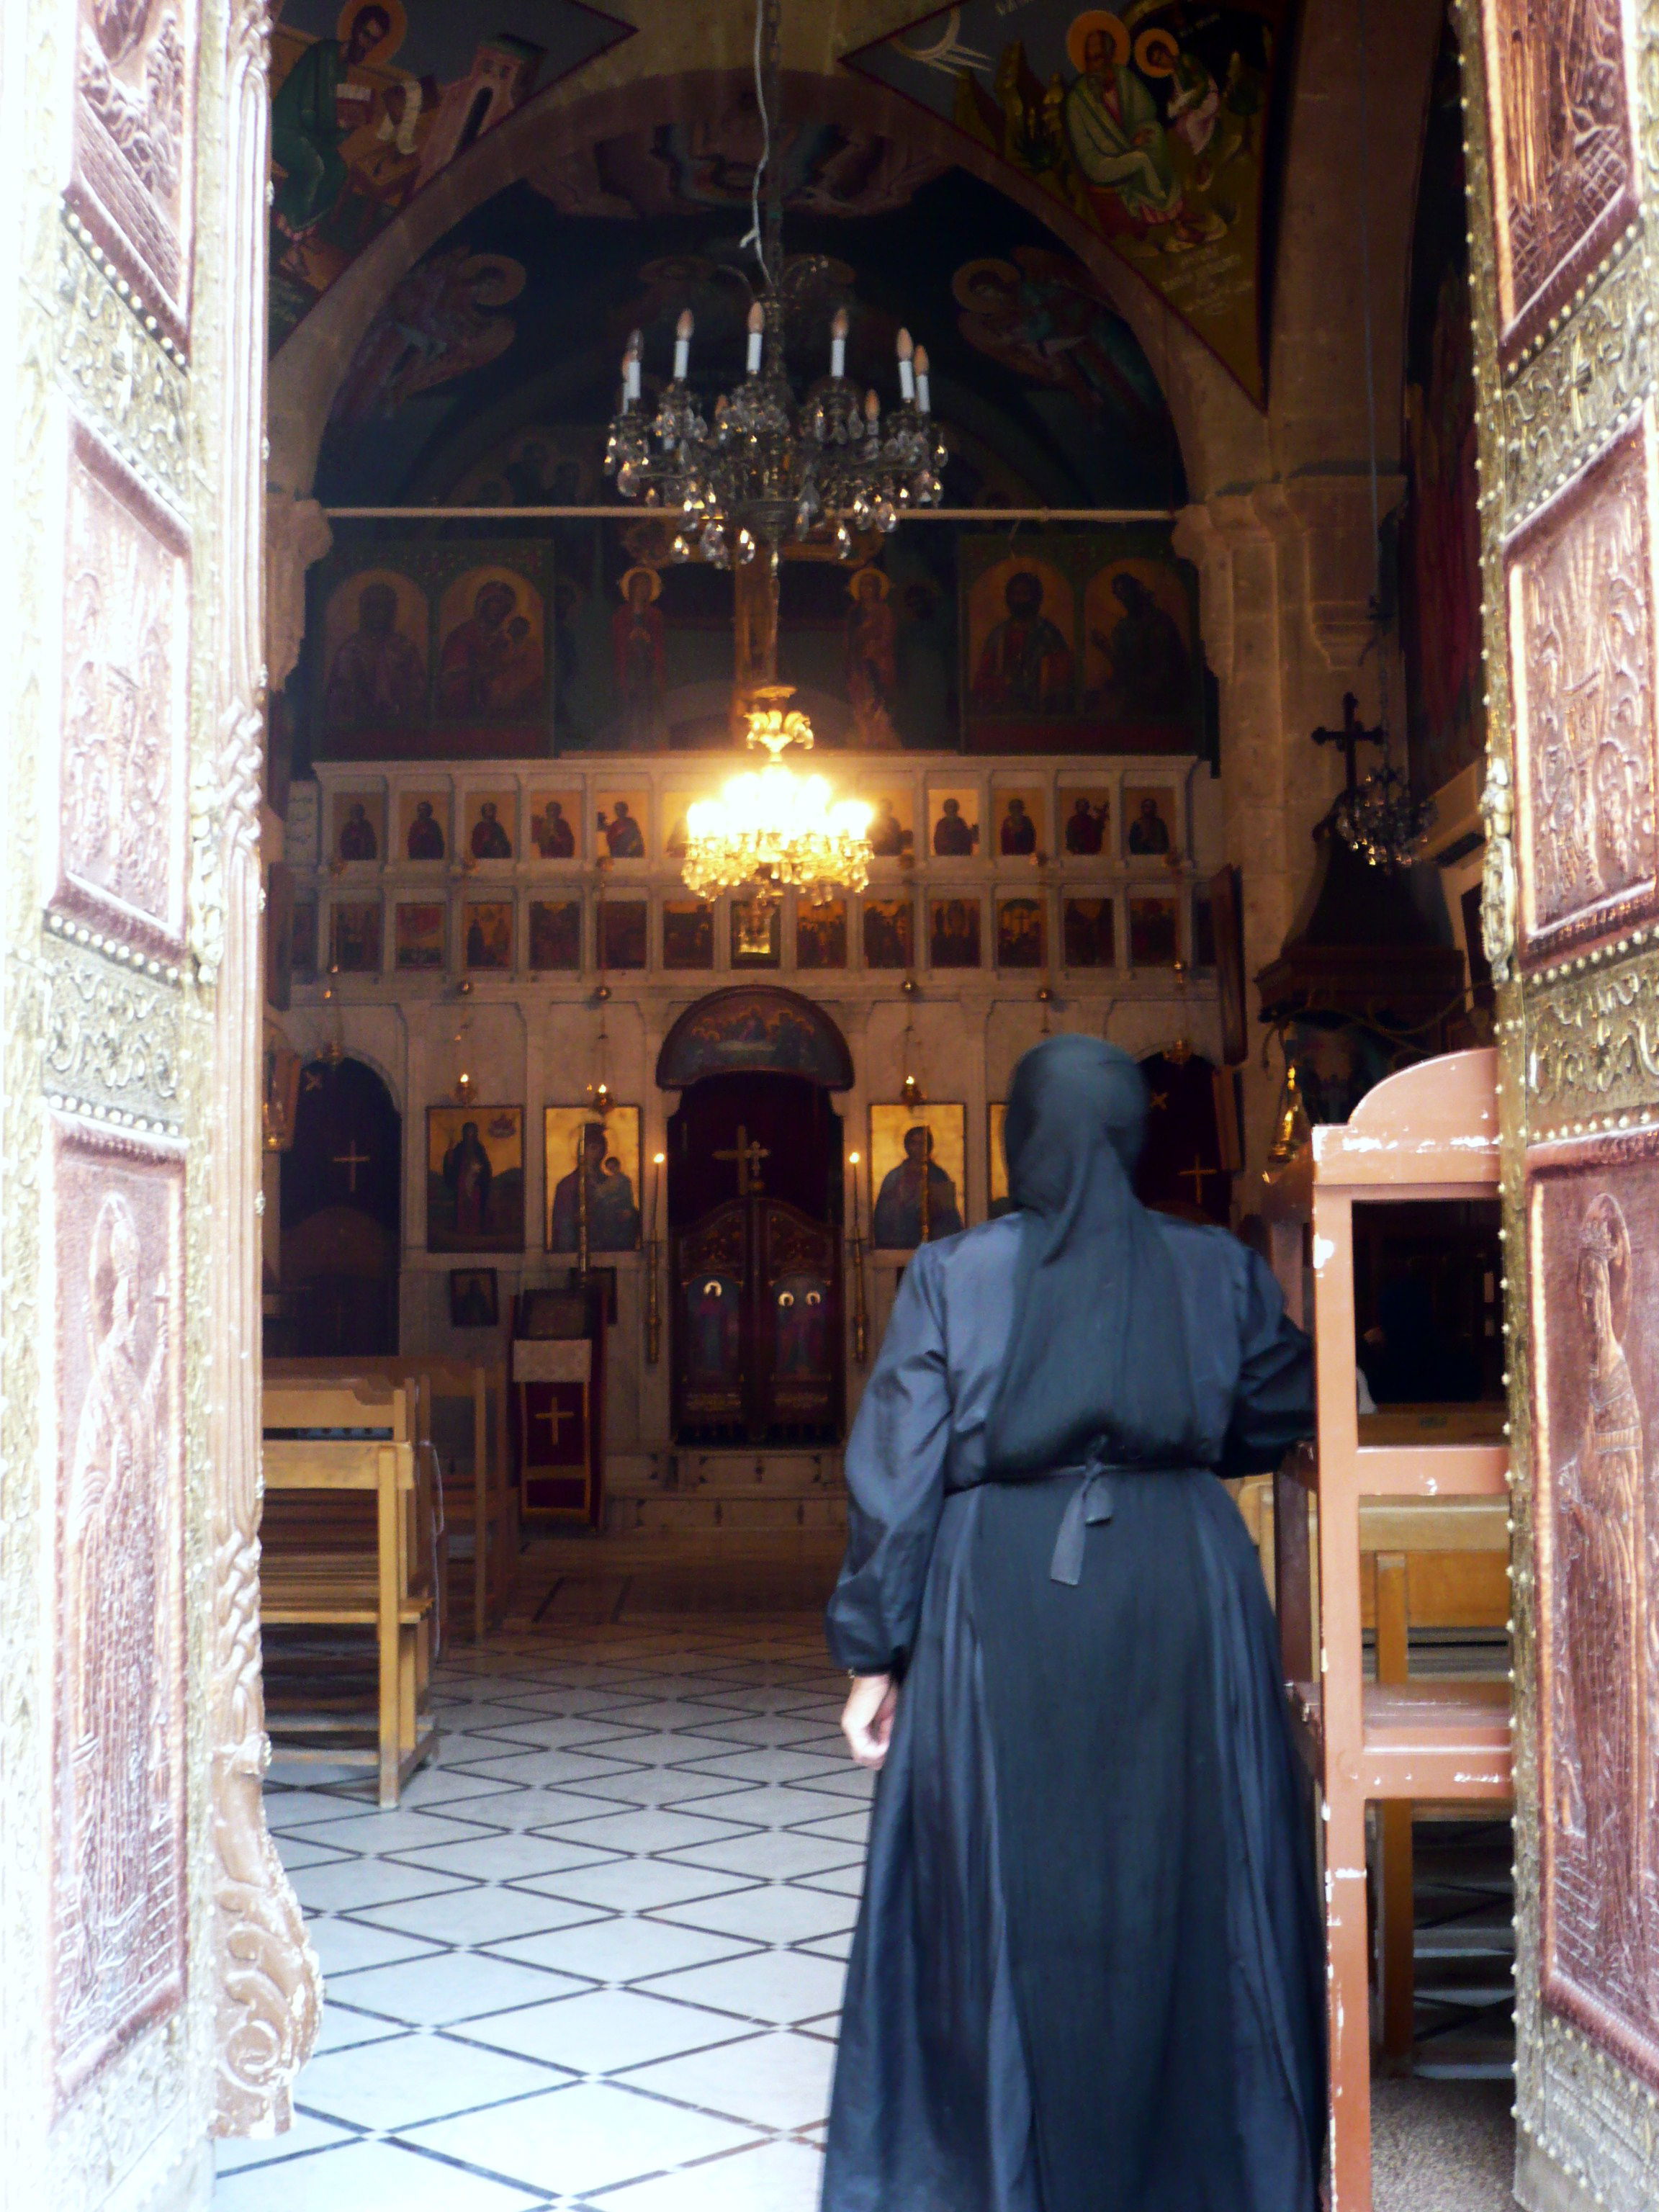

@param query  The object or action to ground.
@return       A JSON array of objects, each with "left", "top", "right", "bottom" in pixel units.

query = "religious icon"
[
  {"left": 528, "top": 791, "right": 580, "bottom": 859},
  {"left": 930, "top": 788, "right": 981, "bottom": 858},
  {"left": 465, "top": 791, "right": 516, "bottom": 860},
  {"left": 996, "top": 896, "right": 1046, "bottom": 968},
  {"left": 436, "top": 567, "right": 544, "bottom": 718},
  {"left": 968, "top": 556, "right": 1075, "bottom": 718},
  {"left": 869, "top": 1104, "right": 967, "bottom": 1248},
  {"left": 395, "top": 900, "right": 446, "bottom": 971},
  {"left": 529, "top": 899, "right": 581, "bottom": 971},
  {"left": 598, "top": 899, "right": 647, "bottom": 969},
  {"left": 1064, "top": 895, "right": 1117, "bottom": 968},
  {"left": 866, "top": 787, "right": 917, "bottom": 861},
  {"left": 796, "top": 899, "right": 848, "bottom": 970},
  {"left": 1531, "top": 1143, "right": 1659, "bottom": 2059},
  {"left": 321, "top": 570, "right": 427, "bottom": 737},
  {"left": 1084, "top": 562, "right": 1195, "bottom": 723},
  {"left": 449, "top": 1268, "right": 499, "bottom": 1328},
  {"left": 930, "top": 896, "right": 981, "bottom": 968},
  {"left": 613, "top": 565, "right": 667, "bottom": 745},
  {"left": 663, "top": 899, "right": 714, "bottom": 970},
  {"left": 989, "top": 1101, "right": 1014, "bottom": 1217},
  {"left": 426, "top": 1105, "right": 524, "bottom": 1252},
  {"left": 333, "top": 791, "right": 385, "bottom": 863},
  {"left": 863, "top": 896, "right": 914, "bottom": 970},
  {"left": 773, "top": 1274, "right": 832, "bottom": 1379},
  {"left": 545, "top": 1106, "right": 642, "bottom": 1254},
  {"left": 994, "top": 789, "right": 1045, "bottom": 857},
  {"left": 1061, "top": 787, "right": 1112, "bottom": 854},
  {"left": 685, "top": 1272, "right": 742, "bottom": 1382},
  {"left": 595, "top": 790, "right": 648, "bottom": 860},
  {"left": 292, "top": 896, "right": 318, "bottom": 980},
  {"left": 1128, "top": 894, "right": 1179, "bottom": 966},
  {"left": 330, "top": 900, "right": 382, "bottom": 973},
  {"left": 845, "top": 565, "right": 899, "bottom": 745},
  {"left": 464, "top": 901, "right": 512, "bottom": 971},
  {"left": 1123, "top": 786, "right": 1177, "bottom": 858},
  {"left": 402, "top": 793, "right": 447, "bottom": 860},
  {"left": 731, "top": 899, "right": 781, "bottom": 968}
]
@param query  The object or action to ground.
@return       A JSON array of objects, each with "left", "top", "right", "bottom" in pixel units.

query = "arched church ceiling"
[
  {"left": 310, "top": 168, "right": 1186, "bottom": 511},
  {"left": 271, "top": 4, "right": 1298, "bottom": 417}
]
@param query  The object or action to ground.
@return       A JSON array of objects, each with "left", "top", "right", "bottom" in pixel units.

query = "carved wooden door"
[
  {"left": 1463, "top": 6, "right": 1659, "bottom": 2204},
  {"left": 0, "top": 1, "right": 317, "bottom": 2200},
  {"left": 673, "top": 1198, "right": 842, "bottom": 1444}
]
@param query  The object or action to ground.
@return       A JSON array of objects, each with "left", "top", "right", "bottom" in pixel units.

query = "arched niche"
[{"left": 656, "top": 985, "right": 855, "bottom": 1092}]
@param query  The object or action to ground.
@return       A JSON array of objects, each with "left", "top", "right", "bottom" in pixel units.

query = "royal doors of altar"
[{"left": 667, "top": 1071, "right": 844, "bottom": 1445}]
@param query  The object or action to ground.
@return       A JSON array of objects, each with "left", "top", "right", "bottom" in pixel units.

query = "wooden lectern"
[{"left": 513, "top": 1285, "right": 605, "bottom": 1527}]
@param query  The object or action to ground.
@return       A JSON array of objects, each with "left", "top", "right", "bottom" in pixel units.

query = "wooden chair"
[
  {"left": 260, "top": 1375, "right": 439, "bottom": 1805},
  {"left": 1262, "top": 1048, "right": 1512, "bottom": 2212},
  {"left": 269, "top": 1356, "right": 516, "bottom": 1641}
]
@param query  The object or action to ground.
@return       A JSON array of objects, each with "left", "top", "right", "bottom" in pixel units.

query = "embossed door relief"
[
  {"left": 1480, "top": 0, "right": 1638, "bottom": 364},
  {"left": 1506, "top": 414, "right": 1659, "bottom": 967},
  {"left": 1529, "top": 1135, "right": 1659, "bottom": 2081},
  {"left": 58, "top": 423, "right": 189, "bottom": 953},
  {"left": 50, "top": 1118, "right": 186, "bottom": 2106},
  {"left": 69, "top": 0, "right": 199, "bottom": 343}
]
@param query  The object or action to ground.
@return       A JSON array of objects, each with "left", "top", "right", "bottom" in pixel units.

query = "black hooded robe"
[{"left": 824, "top": 1040, "right": 1324, "bottom": 2212}]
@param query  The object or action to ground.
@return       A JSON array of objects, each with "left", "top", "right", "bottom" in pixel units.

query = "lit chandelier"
[
  {"left": 603, "top": 0, "right": 948, "bottom": 567},
  {"left": 683, "top": 688, "right": 873, "bottom": 905}
]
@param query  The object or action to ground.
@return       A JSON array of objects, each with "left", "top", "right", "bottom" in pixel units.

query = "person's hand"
[{"left": 841, "top": 1673, "right": 898, "bottom": 1771}]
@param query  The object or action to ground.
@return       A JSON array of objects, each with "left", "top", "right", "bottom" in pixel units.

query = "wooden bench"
[
  {"left": 269, "top": 1356, "right": 516, "bottom": 1642},
  {"left": 1262, "top": 1048, "right": 1511, "bottom": 2212},
  {"left": 261, "top": 1375, "right": 439, "bottom": 1806}
]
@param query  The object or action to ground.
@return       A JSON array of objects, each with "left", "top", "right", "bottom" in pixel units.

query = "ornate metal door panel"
[
  {"left": 674, "top": 1203, "right": 747, "bottom": 1431},
  {"left": 1463, "top": 0, "right": 1659, "bottom": 2200},
  {"left": 0, "top": 0, "right": 318, "bottom": 2198},
  {"left": 757, "top": 1202, "right": 840, "bottom": 1437},
  {"left": 672, "top": 1199, "right": 842, "bottom": 1442}
]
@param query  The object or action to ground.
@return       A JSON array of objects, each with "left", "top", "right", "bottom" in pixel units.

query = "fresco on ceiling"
[
  {"left": 846, "top": 1, "right": 1294, "bottom": 405},
  {"left": 1400, "top": 11, "right": 1485, "bottom": 802},
  {"left": 961, "top": 526, "right": 1200, "bottom": 753},
  {"left": 310, "top": 537, "right": 554, "bottom": 760},
  {"left": 313, "top": 171, "right": 1184, "bottom": 512},
  {"left": 268, "top": 0, "right": 629, "bottom": 351}
]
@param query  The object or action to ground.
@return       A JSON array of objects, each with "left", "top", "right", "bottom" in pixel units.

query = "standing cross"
[
  {"left": 1178, "top": 1156, "right": 1215, "bottom": 1207},
  {"left": 1310, "top": 692, "right": 1385, "bottom": 793},
  {"left": 714, "top": 1125, "right": 770, "bottom": 1197},
  {"left": 332, "top": 1139, "right": 370, "bottom": 1193}
]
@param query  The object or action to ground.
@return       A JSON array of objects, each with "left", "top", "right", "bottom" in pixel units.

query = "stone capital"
[{"left": 265, "top": 494, "right": 333, "bottom": 697}]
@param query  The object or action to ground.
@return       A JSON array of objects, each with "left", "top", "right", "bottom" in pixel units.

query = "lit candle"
[
  {"left": 650, "top": 1150, "right": 665, "bottom": 1241},
  {"left": 914, "top": 343, "right": 931, "bottom": 415},
  {"left": 831, "top": 305, "right": 848, "bottom": 379},
  {"left": 848, "top": 1150, "right": 862, "bottom": 1238},
  {"left": 673, "top": 310, "right": 693, "bottom": 382},
  {"left": 625, "top": 328, "right": 642, "bottom": 403},
  {"left": 747, "top": 300, "right": 764, "bottom": 375},
  {"left": 864, "top": 389, "right": 880, "bottom": 441},
  {"left": 896, "top": 327, "right": 915, "bottom": 403}
]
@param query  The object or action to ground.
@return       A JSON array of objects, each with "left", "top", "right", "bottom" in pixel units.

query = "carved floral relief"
[
  {"left": 1506, "top": 415, "right": 1659, "bottom": 967},
  {"left": 71, "top": 0, "right": 197, "bottom": 338},
  {"left": 50, "top": 1119, "right": 186, "bottom": 2108},
  {"left": 1480, "top": 0, "right": 1636, "bottom": 361},
  {"left": 57, "top": 426, "right": 189, "bottom": 953}
]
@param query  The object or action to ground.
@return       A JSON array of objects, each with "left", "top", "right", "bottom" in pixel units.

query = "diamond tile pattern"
[{"left": 215, "top": 1619, "right": 846, "bottom": 2208}]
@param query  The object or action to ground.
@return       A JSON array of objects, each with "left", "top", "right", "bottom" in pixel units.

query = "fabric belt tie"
[{"left": 1049, "top": 1454, "right": 1118, "bottom": 1586}]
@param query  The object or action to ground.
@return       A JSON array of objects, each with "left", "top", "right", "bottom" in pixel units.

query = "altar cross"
[
  {"left": 1310, "top": 691, "right": 1385, "bottom": 793},
  {"left": 714, "top": 1125, "right": 770, "bottom": 1197},
  {"left": 332, "top": 1139, "right": 370, "bottom": 1193}
]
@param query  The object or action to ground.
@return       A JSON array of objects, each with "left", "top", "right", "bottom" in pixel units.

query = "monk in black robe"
[{"left": 826, "top": 1035, "right": 1324, "bottom": 2212}]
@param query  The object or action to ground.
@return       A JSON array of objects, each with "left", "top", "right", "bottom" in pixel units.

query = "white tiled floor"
[{"left": 215, "top": 1618, "right": 862, "bottom": 2211}]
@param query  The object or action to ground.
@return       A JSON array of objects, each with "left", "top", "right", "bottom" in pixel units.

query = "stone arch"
[{"left": 657, "top": 986, "right": 854, "bottom": 1091}]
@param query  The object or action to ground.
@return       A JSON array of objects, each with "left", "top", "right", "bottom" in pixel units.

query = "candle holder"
[
  {"left": 848, "top": 1151, "right": 870, "bottom": 1364},
  {"left": 645, "top": 1151, "right": 665, "bottom": 1366}
]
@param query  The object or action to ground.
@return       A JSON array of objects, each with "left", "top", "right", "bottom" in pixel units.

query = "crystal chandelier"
[
  {"left": 603, "top": 0, "right": 947, "bottom": 568},
  {"left": 1313, "top": 693, "right": 1436, "bottom": 871},
  {"left": 683, "top": 688, "right": 872, "bottom": 904}
]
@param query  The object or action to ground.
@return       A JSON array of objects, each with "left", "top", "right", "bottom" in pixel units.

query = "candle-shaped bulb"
[
  {"left": 896, "top": 326, "right": 915, "bottom": 402},
  {"left": 624, "top": 328, "right": 642, "bottom": 403},
  {"left": 831, "top": 305, "right": 848, "bottom": 379},
  {"left": 864, "top": 388, "right": 880, "bottom": 424},
  {"left": 746, "top": 300, "right": 764, "bottom": 374},
  {"left": 673, "top": 309, "right": 693, "bottom": 381},
  {"left": 914, "top": 343, "right": 932, "bottom": 413}
]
